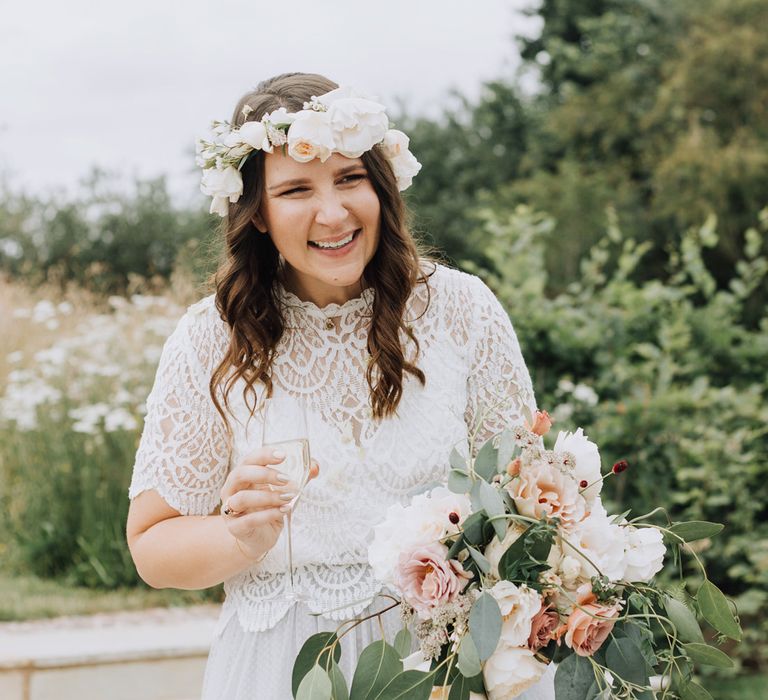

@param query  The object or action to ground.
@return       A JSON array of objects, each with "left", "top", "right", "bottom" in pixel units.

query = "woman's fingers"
[
  {"left": 228, "top": 508, "right": 284, "bottom": 534},
  {"left": 223, "top": 487, "right": 296, "bottom": 515}
]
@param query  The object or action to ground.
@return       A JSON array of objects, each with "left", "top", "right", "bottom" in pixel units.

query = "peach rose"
[
  {"left": 509, "top": 461, "right": 585, "bottom": 531},
  {"left": 560, "top": 593, "right": 621, "bottom": 657},
  {"left": 527, "top": 603, "right": 560, "bottom": 651},
  {"left": 394, "top": 542, "right": 472, "bottom": 619}
]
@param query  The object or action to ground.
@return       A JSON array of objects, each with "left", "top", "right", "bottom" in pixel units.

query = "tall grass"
[{"left": 0, "top": 275, "right": 210, "bottom": 591}]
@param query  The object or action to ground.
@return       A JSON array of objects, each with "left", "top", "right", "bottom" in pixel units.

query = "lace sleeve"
[
  {"left": 464, "top": 276, "right": 538, "bottom": 454},
  {"left": 128, "top": 301, "right": 231, "bottom": 515}
]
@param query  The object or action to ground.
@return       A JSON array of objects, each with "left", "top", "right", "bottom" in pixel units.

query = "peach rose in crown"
[
  {"left": 559, "top": 592, "right": 621, "bottom": 657},
  {"left": 528, "top": 603, "right": 560, "bottom": 651},
  {"left": 394, "top": 542, "right": 472, "bottom": 619}
]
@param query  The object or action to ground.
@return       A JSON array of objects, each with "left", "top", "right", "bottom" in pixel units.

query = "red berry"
[
  {"left": 612, "top": 460, "right": 629, "bottom": 474},
  {"left": 448, "top": 511, "right": 460, "bottom": 525},
  {"left": 579, "top": 480, "right": 588, "bottom": 489}
]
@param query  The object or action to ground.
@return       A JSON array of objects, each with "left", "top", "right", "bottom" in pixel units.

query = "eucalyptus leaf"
[
  {"left": 329, "top": 662, "right": 349, "bottom": 700},
  {"left": 554, "top": 653, "right": 596, "bottom": 700},
  {"left": 496, "top": 429, "right": 516, "bottom": 471},
  {"left": 697, "top": 581, "right": 742, "bottom": 641},
  {"left": 474, "top": 438, "right": 498, "bottom": 481},
  {"left": 293, "top": 632, "right": 341, "bottom": 697},
  {"left": 448, "top": 671, "right": 484, "bottom": 700},
  {"left": 296, "top": 665, "right": 332, "bottom": 700},
  {"left": 450, "top": 448, "right": 467, "bottom": 473},
  {"left": 664, "top": 596, "right": 705, "bottom": 643},
  {"left": 477, "top": 480, "right": 507, "bottom": 541},
  {"left": 683, "top": 643, "right": 734, "bottom": 669},
  {"left": 668, "top": 521, "right": 724, "bottom": 542},
  {"left": 469, "top": 479, "right": 484, "bottom": 513},
  {"left": 679, "top": 680, "right": 714, "bottom": 700},
  {"left": 466, "top": 544, "right": 491, "bottom": 574},
  {"left": 374, "top": 670, "right": 434, "bottom": 700},
  {"left": 448, "top": 469, "right": 472, "bottom": 495},
  {"left": 469, "top": 593, "right": 502, "bottom": 661},
  {"left": 349, "top": 641, "right": 402, "bottom": 699},
  {"left": 393, "top": 628, "right": 412, "bottom": 660},
  {"left": 605, "top": 637, "right": 650, "bottom": 687},
  {"left": 461, "top": 511, "right": 487, "bottom": 547},
  {"left": 457, "top": 633, "right": 482, "bottom": 678},
  {"left": 447, "top": 536, "right": 465, "bottom": 560}
]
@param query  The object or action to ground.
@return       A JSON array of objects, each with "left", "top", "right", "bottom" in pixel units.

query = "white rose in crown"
[
  {"left": 489, "top": 581, "right": 542, "bottom": 647},
  {"left": 262, "top": 107, "right": 298, "bottom": 127},
  {"left": 315, "top": 86, "right": 389, "bottom": 158},
  {"left": 287, "top": 110, "right": 336, "bottom": 163},
  {"left": 237, "top": 121, "right": 273, "bottom": 152},
  {"left": 200, "top": 166, "right": 243, "bottom": 216},
  {"left": 380, "top": 129, "right": 410, "bottom": 158},
  {"left": 483, "top": 645, "right": 548, "bottom": 700},
  {"left": 389, "top": 149, "right": 422, "bottom": 191},
  {"left": 622, "top": 525, "right": 666, "bottom": 582},
  {"left": 553, "top": 428, "right": 603, "bottom": 504}
]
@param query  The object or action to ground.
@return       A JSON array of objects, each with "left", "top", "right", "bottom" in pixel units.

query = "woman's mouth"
[{"left": 308, "top": 229, "right": 361, "bottom": 253}]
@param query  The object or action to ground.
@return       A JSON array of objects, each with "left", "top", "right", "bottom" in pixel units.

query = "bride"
[{"left": 126, "top": 72, "right": 555, "bottom": 699}]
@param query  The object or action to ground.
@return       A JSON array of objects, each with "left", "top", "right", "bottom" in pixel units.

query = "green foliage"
[
  {"left": 0, "top": 170, "right": 220, "bottom": 294},
  {"left": 469, "top": 204, "right": 768, "bottom": 668}
]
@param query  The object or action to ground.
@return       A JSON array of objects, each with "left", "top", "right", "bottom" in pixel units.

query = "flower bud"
[
  {"left": 528, "top": 410, "right": 553, "bottom": 436},
  {"left": 506, "top": 457, "right": 522, "bottom": 477},
  {"left": 612, "top": 459, "right": 629, "bottom": 474}
]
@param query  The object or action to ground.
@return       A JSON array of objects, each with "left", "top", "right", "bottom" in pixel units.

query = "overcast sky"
[{"left": 1, "top": 0, "right": 540, "bottom": 205}]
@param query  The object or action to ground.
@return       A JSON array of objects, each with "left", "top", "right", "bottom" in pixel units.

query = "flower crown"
[{"left": 195, "top": 86, "right": 422, "bottom": 217}]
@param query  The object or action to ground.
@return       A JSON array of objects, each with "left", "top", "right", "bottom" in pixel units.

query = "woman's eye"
[
  {"left": 282, "top": 187, "right": 308, "bottom": 195},
  {"left": 340, "top": 174, "right": 365, "bottom": 185}
]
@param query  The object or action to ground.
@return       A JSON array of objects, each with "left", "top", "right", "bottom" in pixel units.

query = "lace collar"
[{"left": 276, "top": 283, "right": 375, "bottom": 329}]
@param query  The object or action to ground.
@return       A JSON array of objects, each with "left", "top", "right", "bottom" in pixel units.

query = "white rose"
[
  {"left": 286, "top": 110, "right": 336, "bottom": 163},
  {"left": 200, "top": 166, "right": 243, "bottom": 216},
  {"left": 559, "top": 555, "right": 583, "bottom": 589},
  {"left": 262, "top": 107, "right": 297, "bottom": 126},
  {"left": 489, "top": 581, "right": 542, "bottom": 647},
  {"left": 483, "top": 645, "right": 548, "bottom": 700},
  {"left": 569, "top": 501, "right": 627, "bottom": 581},
  {"left": 325, "top": 98, "right": 389, "bottom": 157},
  {"left": 553, "top": 428, "right": 603, "bottom": 504},
  {"left": 424, "top": 487, "right": 472, "bottom": 536},
  {"left": 388, "top": 149, "right": 422, "bottom": 190},
  {"left": 237, "top": 121, "right": 272, "bottom": 152},
  {"left": 380, "top": 129, "right": 410, "bottom": 158},
  {"left": 485, "top": 524, "right": 526, "bottom": 579},
  {"left": 622, "top": 526, "right": 666, "bottom": 582}
]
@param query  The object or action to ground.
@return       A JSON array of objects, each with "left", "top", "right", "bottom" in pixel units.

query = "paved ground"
[{"left": 0, "top": 605, "right": 221, "bottom": 668}]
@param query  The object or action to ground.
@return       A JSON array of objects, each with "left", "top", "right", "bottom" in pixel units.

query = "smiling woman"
[{"left": 125, "top": 72, "right": 551, "bottom": 699}]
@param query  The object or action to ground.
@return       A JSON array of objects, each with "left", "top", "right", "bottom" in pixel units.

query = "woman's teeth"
[{"left": 310, "top": 230, "right": 358, "bottom": 249}]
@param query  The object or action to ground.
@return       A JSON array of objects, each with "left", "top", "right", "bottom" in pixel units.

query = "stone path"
[{"left": 0, "top": 605, "right": 221, "bottom": 700}]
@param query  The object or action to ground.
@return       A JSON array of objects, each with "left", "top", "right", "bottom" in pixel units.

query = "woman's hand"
[{"left": 219, "top": 448, "right": 320, "bottom": 561}]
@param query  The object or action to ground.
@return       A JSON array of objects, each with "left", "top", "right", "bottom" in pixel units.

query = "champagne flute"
[{"left": 261, "top": 396, "right": 311, "bottom": 600}]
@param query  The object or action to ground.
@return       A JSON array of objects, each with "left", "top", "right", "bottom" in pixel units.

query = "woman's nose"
[{"left": 314, "top": 191, "right": 349, "bottom": 228}]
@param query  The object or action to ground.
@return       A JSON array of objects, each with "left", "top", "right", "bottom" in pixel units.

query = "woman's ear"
[{"left": 251, "top": 213, "right": 268, "bottom": 234}]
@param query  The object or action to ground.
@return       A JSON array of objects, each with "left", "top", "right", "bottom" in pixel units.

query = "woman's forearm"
[{"left": 129, "top": 514, "right": 262, "bottom": 590}]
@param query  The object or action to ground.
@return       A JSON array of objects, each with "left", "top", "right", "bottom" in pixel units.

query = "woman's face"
[{"left": 256, "top": 151, "right": 381, "bottom": 306}]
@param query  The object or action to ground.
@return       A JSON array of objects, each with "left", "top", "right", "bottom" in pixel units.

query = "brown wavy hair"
[{"left": 208, "top": 72, "right": 433, "bottom": 437}]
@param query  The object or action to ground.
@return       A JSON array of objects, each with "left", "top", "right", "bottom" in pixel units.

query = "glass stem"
[{"left": 285, "top": 510, "right": 295, "bottom": 591}]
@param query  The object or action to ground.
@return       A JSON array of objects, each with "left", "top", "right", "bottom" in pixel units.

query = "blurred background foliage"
[{"left": 0, "top": 0, "right": 766, "bottom": 679}]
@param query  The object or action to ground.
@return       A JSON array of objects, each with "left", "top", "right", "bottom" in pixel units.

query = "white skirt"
[{"left": 201, "top": 601, "right": 556, "bottom": 700}]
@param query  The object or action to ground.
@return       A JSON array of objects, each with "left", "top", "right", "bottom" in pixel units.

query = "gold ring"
[{"left": 222, "top": 501, "right": 236, "bottom": 516}]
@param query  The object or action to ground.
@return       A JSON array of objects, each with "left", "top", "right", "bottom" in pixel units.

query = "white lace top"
[{"left": 128, "top": 263, "right": 538, "bottom": 634}]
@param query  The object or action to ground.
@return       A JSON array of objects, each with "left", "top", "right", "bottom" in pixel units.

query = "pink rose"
[
  {"left": 559, "top": 593, "right": 620, "bottom": 657},
  {"left": 527, "top": 603, "right": 560, "bottom": 651},
  {"left": 394, "top": 542, "right": 472, "bottom": 619}
]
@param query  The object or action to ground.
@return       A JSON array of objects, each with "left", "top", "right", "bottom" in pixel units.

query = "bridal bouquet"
[{"left": 292, "top": 410, "right": 740, "bottom": 700}]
